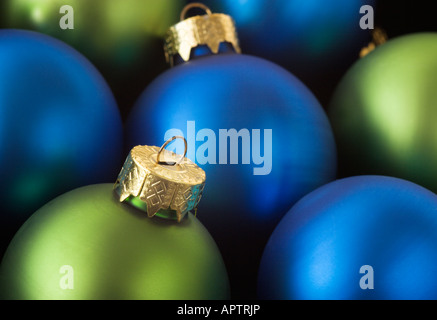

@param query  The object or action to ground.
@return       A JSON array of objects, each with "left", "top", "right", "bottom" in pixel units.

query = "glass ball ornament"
[
  {"left": 194, "top": 0, "right": 375, "bottom": 104},
  {"left": 258, "top": 176, "right": 437, "bottom": 300},
  {"left": 4, "top": 0, "right": 183, "bottom": 71},
  {"left": 0, "top": 30, "right": 123, "bottom": 256},
  {"left": 125, "top": 4, "right": 337, "bottom": 299},
  {"left": 329, "top": 33, "right": 437, "bottom": 193},
  {"left": 0, "top": 143, "right": 230, "bottom": 300}
]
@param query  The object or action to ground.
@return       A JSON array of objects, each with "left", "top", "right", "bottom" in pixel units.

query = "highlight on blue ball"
[{"left": 258, "top": 175, "right": 437, "bottom": 300}]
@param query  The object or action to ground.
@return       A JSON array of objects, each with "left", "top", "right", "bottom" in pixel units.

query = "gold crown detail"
[
  {"left": 164, "top": 3, "right": 241, "bottom": 66},
  {"left": 114, "top": 138, "right": 206, "bottom": 222}
]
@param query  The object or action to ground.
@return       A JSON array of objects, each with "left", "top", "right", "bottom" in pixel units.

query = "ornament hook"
[
  {"left": 157, "top": 136, "right": 188, "bottom": 166},
  {"left": 360, "top": 27, "right": 388, "bottom": 58},
  {"left": 180, "top": 3, "right": 212, "bottom": 21}
]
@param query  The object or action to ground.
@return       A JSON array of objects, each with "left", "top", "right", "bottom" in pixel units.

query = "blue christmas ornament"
[
  {"left": 0, "top": 30, "right": 123, "bottom": 254},
  {"left": 125, "top": 4, "right": 337, "bottom": 299},
  {"left": 258, "top": 176, "right": 437, "bottom": 300},
  {"left": 195, "top": 0, "right": 375, "bottom": 82}
]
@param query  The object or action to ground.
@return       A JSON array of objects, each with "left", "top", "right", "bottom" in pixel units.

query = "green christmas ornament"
[
  {"left": 329, "top": 32, "right": 437, "bottom": 192},
  {"left": 0, "top": 139, "right": 230, "bottom": 300},
  {"left": 4, "top": 0, "right": 183, "bottom": 70}
]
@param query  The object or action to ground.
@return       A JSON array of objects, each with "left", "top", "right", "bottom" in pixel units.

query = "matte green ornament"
[
  {"left": 0, "top": 142, "right": 229, "bottom": 300},
  {"left": 5, "top": 0, "right": 183, "bottom": 70},
  {"left": 329, "top": 33, "right": 437, "bottom": 192}
]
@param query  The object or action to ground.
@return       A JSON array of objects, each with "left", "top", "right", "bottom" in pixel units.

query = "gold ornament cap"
[
  {"left": 164, "top": 2, "right": 241, "bottom": 66},
  {"left": 114, "top": 136, "right": 206, "bottom": 222},
  {"left": 360, "top": 28, "right": 388, "bottom": 58}
]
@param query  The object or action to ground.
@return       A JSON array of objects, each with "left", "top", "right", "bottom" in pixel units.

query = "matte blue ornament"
[
  {"left": 125, "top": 5, "right": 337, "bottom": 299},
  {"left": 0, "top": 30, "right": 123, "bottom": 255},
  {"left": 258, "top": 176, "right": 437, "bottom": 300},
  {"left": 195, "top": 0, "right": 375, "bottom": 100}
]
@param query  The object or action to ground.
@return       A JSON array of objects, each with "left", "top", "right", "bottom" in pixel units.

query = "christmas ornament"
[
  {"left": 0, "top": 139, "right": 229, "bottom": 300},
  {"left": 329, "top": 33, "right": 437, "bottom": 193},
  {"left": 5, "top": 0, "right": 183, "bottom": 71},
  {"left": 0, "top": 30, "right": 123, "bottom": 257},
  {"left": 125, "top": 3, "right": 337, "bottom": 299},
  {"left": 195, "top": 0, "right": 375, "bottom": 105},
  {"left": 258, "top": 176, "right": 437, "bottom": 300},
  {"left": 4, "top": 0, "right": 185, "bottom": 120}
]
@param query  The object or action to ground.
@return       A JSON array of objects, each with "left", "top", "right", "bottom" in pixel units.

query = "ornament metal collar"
[
  {"left": 114, "top": 136, "right": 206, "bottom": 222},
  {"left": 164, "top": 3, "right": 241, "bottom": 66}
]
